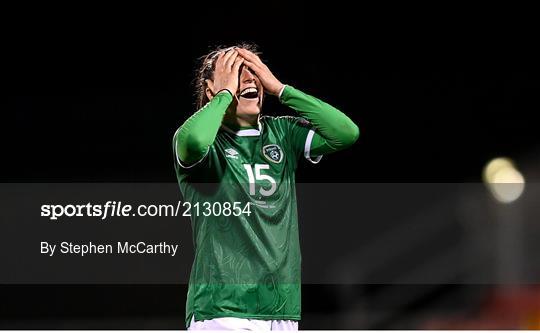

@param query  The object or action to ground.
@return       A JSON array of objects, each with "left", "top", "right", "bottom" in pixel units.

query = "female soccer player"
[{"left": 173, "top": 44, "right": 359, "bottom": 331}]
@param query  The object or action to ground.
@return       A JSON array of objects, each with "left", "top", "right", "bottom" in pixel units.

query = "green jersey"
[
  {"left": 175, "top": 115, "right": 317, "bottom": 325},
  {"left": 173, "top": 86, "right": 359, "bottom": 327}
]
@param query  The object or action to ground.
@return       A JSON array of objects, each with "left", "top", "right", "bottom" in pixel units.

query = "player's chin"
[
  {"left": 236, "top": 106, "right": 261, "bottom": 117},
  {"left": 237, "top": 99, "right": 262, "bottom": 116}
]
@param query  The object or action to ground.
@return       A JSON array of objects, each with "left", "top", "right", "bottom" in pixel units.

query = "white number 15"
[{"left": 243, "top": 164, "right": 276, "bottom": 196}]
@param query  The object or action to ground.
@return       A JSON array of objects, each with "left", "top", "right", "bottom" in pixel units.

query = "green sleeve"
[
  {"left": 280, "top": 85, "right": 359, "bottom": 156},
  {"left": 173, "top": 90, "right": 233, "bottom": 166}
]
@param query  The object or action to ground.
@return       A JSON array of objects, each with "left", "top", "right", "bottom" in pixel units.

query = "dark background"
[{"left": 1, "top": 3, "right": 539, "bottom": 329}]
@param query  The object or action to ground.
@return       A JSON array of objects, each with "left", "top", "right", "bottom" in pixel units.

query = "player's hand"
[
  {"left": 237, "top": 48, "right": 284, "bottom": 96},
  {"left": 206, "top": 48, "right": 244, "bottom": 97}
]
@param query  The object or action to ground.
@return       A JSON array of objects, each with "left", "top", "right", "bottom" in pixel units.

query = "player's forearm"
[
  {"left": 174, "top": 91, "right": 232, "bottom": 164},
  {"left": 280, "top": 85, "right": 359, "bottom": 153}
]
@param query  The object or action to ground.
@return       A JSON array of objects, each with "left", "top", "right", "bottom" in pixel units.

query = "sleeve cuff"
[
  {"left": 175, "top": 145, "right": 210, "bottom": 169},
  {"left": 278, "top": 85, "right": 287, "bottom": 99},
  {"left": 217, "top": 89, "right": 234, "bottom": 100},
  {"left": 173, "top": 128, "right": 210, "bottom": 169},
  {"left": 279, "top": 85, "right": 294, "bottom": 103},
  {"left": 304, "top": 129, "right": 323, "bottom": 164}
]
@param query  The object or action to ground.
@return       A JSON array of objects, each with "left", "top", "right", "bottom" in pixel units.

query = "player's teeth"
[{"left": 241, "top": 87, "right": 257, "bottom": 96}]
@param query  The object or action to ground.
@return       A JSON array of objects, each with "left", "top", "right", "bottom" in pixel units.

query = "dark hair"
[{"left": 194, "top": 43, "right": 260, "bottom": 109}]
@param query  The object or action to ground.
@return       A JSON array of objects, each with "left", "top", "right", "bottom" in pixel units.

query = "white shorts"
[{"left": 188, "top": 315, "right": 298, "bottom": 331}]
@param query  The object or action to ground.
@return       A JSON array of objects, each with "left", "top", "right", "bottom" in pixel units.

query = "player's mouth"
[{"left": 239, "top": 87, "right": 259, "bottom": 100}]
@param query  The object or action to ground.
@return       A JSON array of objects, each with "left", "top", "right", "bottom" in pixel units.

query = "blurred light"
[{"left": 483, "top": 157, "right": 525, "bottom": 204}]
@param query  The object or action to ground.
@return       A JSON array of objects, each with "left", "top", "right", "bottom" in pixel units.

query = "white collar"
[{"left": 221, "top": 117, "right": 262, "bottom": 137}]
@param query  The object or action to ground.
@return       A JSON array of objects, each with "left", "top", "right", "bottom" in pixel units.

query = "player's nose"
[{"left": 240, "top": 67, "right": 256, "bottom": 84}]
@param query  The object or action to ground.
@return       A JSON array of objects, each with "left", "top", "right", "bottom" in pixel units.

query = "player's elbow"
[
  {"left": 350, "top": 123, "right": 361, "bottom": 143},
  {"left": 176, "top": 132, "right": 208, "bottom": 164},
  {"left": 184, "top": 133, "right": 209, "bottom": 155},
  {"left": 339, "top": 121, "right": 360, "bottom": 148}
]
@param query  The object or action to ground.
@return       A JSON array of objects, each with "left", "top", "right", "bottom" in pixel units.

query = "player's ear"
[{"left": 205, "top": 79, "right": 215, "bottom": 100}]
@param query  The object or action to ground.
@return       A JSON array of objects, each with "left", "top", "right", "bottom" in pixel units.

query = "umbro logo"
[{"left": 225, "top": 148, "right": 239, "bottom": 159}]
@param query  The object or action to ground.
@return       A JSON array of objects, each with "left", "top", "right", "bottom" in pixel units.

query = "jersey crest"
[{"left": 262, "top": 144, "right": 283, "bottom": 163}]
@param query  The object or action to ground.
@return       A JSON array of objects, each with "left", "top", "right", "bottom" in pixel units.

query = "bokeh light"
[{"left": 483, "top": 157, "right": 525, "bottom": 204}]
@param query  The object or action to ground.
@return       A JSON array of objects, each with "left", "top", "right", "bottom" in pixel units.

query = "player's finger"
[
  {"left": 243, "top": 60, "right": 261, "bottom": 75},
  {"left": 238, "top": 49, "right": 263, "bottom": 66},
  {"left": 221, "top": 48, "right": 236, "bottom": 67},
  {"left": 237, "top": 48, "right": 256, "bottom": 61},
  {"left": 214, "top": 52, "right": 225, "bottom": 69},
  {"left": 232, "top": 55, "right": 245, "bottom": 71},
  {"left": 224, "top": 51, "right": 239, "bottom": 70},
  {"left": 232, "top": 57, "right": 244, "bottom": 74}
]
